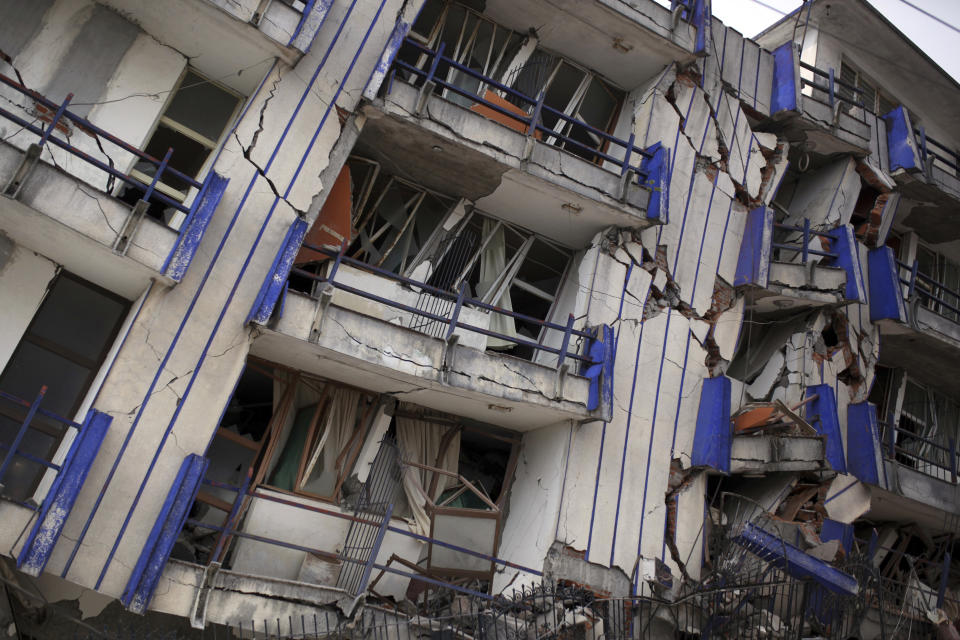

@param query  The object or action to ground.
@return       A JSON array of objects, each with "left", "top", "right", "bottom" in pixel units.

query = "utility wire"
[{"left": 892, "top": 0, "right": 960, "bottom": 35}]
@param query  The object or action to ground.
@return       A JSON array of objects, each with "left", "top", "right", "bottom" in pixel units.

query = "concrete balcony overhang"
[
  {"left": 877, "top": 305, "right": 960, "bottom": 398},
  {"left": 363, "top": 81, "right": 657, "bottom": 248},
  {"left": 731, "top": 434, "right": 827, "bottom": 474},
  {"left": 97, "top": 0, "right": 305, "bottom": 86},
  {"left": 251, "top": 270, "right": 597, "bottom": 431},
  {"left": 866, "top": 470, "right": 960, "bottom": 535},
  {"left": 0, "top": 141, "right": 177, "bottom": 298},
  {"left": 745, "top": 260, "right": 848, "bottom": 313},
  {"left": 481, "top": 0, "right": 697, "bottom": 88}
]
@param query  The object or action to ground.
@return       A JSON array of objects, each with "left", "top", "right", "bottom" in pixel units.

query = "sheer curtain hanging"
[
  {"left": 299, "top": 386, "right": 362, "bottom": 496},
  {"left": 396, "top": 415, "right": 461, "bottom": 535},
  {"left": 477, "top": 218, "right": 518, "bottom": 349}
]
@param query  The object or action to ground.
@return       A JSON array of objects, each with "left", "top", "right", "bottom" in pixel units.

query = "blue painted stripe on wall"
[{"left": 95, "top": 0, "right": 394, "bottom": 588}]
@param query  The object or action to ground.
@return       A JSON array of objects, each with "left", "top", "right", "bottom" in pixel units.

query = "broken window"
[
  {"left": 294, "top": 157, "right": 574, "bottom": 358},
  {"left": 0, "top": 272, "right": 128, "bottom": 502},
  {"left": 119, "top": 68, "right": 242, "bottom": 225},
  {"left": 396, "top": 0, "right": 624, "bottom": 161},
  {"left": 892, "top": 379, "right": 960, "bottom": 480}
]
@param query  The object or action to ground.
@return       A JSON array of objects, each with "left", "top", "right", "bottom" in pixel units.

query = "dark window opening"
[
  {"left": 0, "top": 272, "right": 127, "bottom": 502},
  {"left": 117, "top": 69, "right": 242, "bottom": 225}
]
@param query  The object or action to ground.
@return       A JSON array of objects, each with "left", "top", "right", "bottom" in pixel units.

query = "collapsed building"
[{"left": 0, "top": 0, "right": 957, "bottom": 637}]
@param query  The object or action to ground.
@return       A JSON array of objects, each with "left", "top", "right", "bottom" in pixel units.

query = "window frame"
[{"left": 128, "top": 67, "right": 244, "bottom": 215}]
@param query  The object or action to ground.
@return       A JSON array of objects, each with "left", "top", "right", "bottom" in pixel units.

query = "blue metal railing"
[
  {"left": 914, "top": 126, "right": 960, "bottom": 177},
  {"left": 295, "top": 241, "right": 597, "bottom": 370},
  {"left": 895, "top": 258, "right": 960, "bottom": 320},
  {"left": 0, "top": 71, "right": 203, "bottom": 214},
  {"left": 798, "top": 61, "right": 865, "bottom": 114},
  {"left": 0, "top": 387, "right": 83, "bottom": 507},
  {"left": 879, "top": 418, "right": 958, "bottom": 483},
  {"left": 390, "top": 38, "right": 651, "bottom": 183},
  {"left": 771, "top": 220, "right": 838, "bottom": 264}
]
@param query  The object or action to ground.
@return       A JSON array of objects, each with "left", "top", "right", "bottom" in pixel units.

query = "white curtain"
[
  {"left": 396, "top": 415, "right": 461, "bottom": 535},
  {"left": 299, "top": 387, "right": 362, "bottom": 496},
  {"left": 477, "top": 219, "right": 518, "bottom": 349}
]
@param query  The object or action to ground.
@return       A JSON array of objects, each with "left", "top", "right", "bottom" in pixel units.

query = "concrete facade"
[{"left": 0, "top": 0, "right": 958, "bottom": 637}]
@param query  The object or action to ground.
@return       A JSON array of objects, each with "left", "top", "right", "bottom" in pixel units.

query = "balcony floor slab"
[{"left": 252, "top": 291, "right": 595, "bottom": 432}]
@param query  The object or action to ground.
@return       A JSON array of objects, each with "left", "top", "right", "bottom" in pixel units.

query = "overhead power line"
[{"left": 892, "top": 0, "right": 960, "bottom": 36}]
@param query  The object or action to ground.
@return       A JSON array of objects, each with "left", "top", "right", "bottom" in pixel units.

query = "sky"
[{"left": 709, "top": 0, "right": 960, "bottom": 84}]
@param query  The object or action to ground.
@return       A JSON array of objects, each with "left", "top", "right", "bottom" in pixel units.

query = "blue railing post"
[
  {"left": 38, "top": 93, "right": 73, "bottom": 148},
  {"left": 211, "top": 469, "right": 252, "bottom": 563},
  {"left": 555, "top": 313, "right": 575, "bottom": 372},
  {"left": 445, "top": 282, "right": 466, "bottom": 343},
  {"left": 621, "top": 133, "right": 635, "bottom": 177},
  {"left": 0, "top": 385, "right": 47, "bottom": 492},
  {"left": 802, "top": 218, "right": 810, "bottom": 264},
  {"left": 827, "top": 68, "right": 835, "bottom": 108},
  {"left": 908, "top": 259, "right": 919, "bottom": 299},
  {"left": 886, "top": 412, "right": 897, "bottom": 459},
  {"left": 142, "top": 147, "right": 173, "bottom": 204},
  {"left": 424, "top": 42, "right": 445, "bottom": 87},
  {"left": 950, "top": 438, "right": 957, "bottom": 484},
  {"left": 327, "top": 239, "right": 348, "bottom": 284},
  {"left": 528, "top": 90, "right": 546, "bottom": 138}
]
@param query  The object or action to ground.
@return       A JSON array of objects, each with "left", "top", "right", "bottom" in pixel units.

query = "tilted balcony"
[
  {"left": 867, "top": 246, "right": 960, "bottom": 399},
  {"left": 0, "top": 387, "right": 112, "bottom": 578},
  {"left": 363, "top": 34, "right": 670, "bottom": 236},
  {"left": 734, "top": 207, "right": 865, "bottom": 314},
  {"left": 0, "top": 73, "right": 227, "bottom": 296},
  {"left": 248, "top": 239, "right": 613, "bottom": 431}
]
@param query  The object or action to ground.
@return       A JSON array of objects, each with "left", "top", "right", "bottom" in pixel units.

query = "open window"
[
  {"left": 193, "top": 361, "right": 519, "bottom": 579},
  {"left": 0, "top": 272, "right": 128, "bottom": 502},
  {"left": 293, "top": 157, "right": 574, "bottom": 359},
  {"left": 119, "top": 69, "right": 242, "bottom": 225}
]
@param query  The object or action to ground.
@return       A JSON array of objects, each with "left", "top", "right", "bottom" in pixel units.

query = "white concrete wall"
[
  {"left": 28, "top": 0, "right": 425, "bottom": 601},
  {"left": 0, "top": 244, "right": 57, "bottom": 371}
]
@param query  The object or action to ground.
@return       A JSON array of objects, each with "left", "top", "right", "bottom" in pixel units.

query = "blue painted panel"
[
  {"left": 882, "top": 106, "right": 921, "bottom": 173},
  {"left": 805, "top": 385, "right": 846, "bottom": 473},
  {"left": 823, "top": 224, "right": 866, "bottom": 303},
  {"left": 847, "top": 402, "right": 883, "bottom": 485},
  {"left": 17, "top": 410, "right": 111, "bottom": 577},
  {"left": 640, "top": 142, "right": 669, "bottom": 222},
  {"left": 770, "top": 42, "right": 799, "bottom": 114},
  {"left": 734, "top": 207, "right": 772, "bottom": 287},
  {"left": 164, "top": 173, "right": 230, "bottom": 281},
  {"left": 735, "top": 523, "right": 858, "bottom": 595},
  {"left": 246, "top": 217, "right": 309, "bottom": 325},
  {"left": 121, "top": 454, "right": 208, "bottom": 615},
  {"left": 585, "top": 325, "right": 615, "bottom": 414},
  {"left": 691, "top": 0, "right": 709, "bottom": 55},
  {"left": 867, "top": 247, "right": 907, "bottom": 323},
  {"left": 820, "top": 518, "right": 854, "bottom": 553},
  {"left": 691, "top": 376, "right": 732, "bottom": 472}
]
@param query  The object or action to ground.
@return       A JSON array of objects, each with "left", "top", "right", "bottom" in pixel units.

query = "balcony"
[
  {"left": 249, "top": 239, "right": 610, "bottom": 430},
  {"left": 734, "top": 207, "right": 864, "bottom": 314},
  {"left": 365, "top": 36, "right": 669, "bottom": 237},
  {"left": 867, "top": 247, "right": 960, "bottom": 397},
  {"left": 767, "top": 44, "right": 880, "bottom": 160},
  {"left": 0, "top": 73, "right": 227, "bottom": 296},
  {"left": 0, "top": 387, "right": 111, "bottom": 578},
  {"left": 118, "top": 377, "right": 548, "bottom": 624}
]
